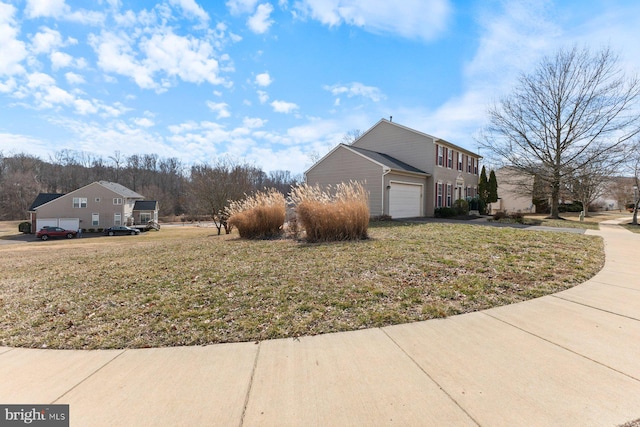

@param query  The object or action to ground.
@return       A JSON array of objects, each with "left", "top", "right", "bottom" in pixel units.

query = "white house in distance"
[{"left": 305, "top": 119, "right": 481, "bottom": 218}]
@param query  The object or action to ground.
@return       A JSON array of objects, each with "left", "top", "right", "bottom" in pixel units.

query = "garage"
[
  {"left": 389, "top": 182, "right": 422, "bottom": 218},
  {"left": 36, "top": 218, "right": 79, "bottom": 231}
]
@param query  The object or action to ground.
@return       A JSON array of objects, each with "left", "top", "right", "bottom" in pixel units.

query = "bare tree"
[
  {"left": 341, "top": 129, "right": 362, "bottom": 144},
  {"left": 628, "top": 143, "right": 640, "bottom": 225},
  {"left": 481, "top": 45, "right": 640, "bottom": 218},
  {"left": 566, "top": 148, "right": 625, "bottom": 216},
  {"left": 189, "top": 158, "right": 260, "bottom": 234}
]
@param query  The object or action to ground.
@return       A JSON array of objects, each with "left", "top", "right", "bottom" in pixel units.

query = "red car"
[{"left": 36, "top": 226, "right": 77, "bottom": 240}]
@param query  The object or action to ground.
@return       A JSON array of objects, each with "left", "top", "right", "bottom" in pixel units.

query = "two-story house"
[
  {"left": 305, "top": 119, "right": 481, "bottom": 218},
  {"left": 28, "top": 181, "right": 159, "bottom": 232}
]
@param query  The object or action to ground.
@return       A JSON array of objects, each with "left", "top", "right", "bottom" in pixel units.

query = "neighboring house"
[
  {"left": 490, "top": 167, "right": 536, "bottom": 214},
  {"left": 28, "top": 181, "right": 159, "bottom": 232},
  {"left": 305, "top": 119, "right": 481, "bottom": 218}
]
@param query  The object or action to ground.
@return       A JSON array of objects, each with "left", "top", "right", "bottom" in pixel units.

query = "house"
[
  {"left": 305, "top": 119, "right": 481, "bottom": 218},
  {"left": 28, "top": 181, "right": 159, "bottom": 232},
  {"left": 490, "top": 167, "right": 536, "bottom": 214}
]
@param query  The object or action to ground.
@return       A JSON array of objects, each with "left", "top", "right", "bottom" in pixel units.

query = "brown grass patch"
[{"left": 0, "top": 222, "right": 604, "bottom": 349}]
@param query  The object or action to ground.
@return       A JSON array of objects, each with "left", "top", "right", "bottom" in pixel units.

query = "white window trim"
[{"left": 73, "top": 197, "right": 87, "bottom": 208}]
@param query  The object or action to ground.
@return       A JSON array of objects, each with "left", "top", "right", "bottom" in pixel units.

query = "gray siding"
[{"left": 306, "top": 146, "right": 385, "bottom": 216}]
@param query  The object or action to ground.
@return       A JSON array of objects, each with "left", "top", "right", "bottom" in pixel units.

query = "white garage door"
[
  {"left": 389, "top": 183, "right": 422, "bottom": 218},
  {"left": 59, "top": 218, "right": 79, "bottom": 231},
  {"left": 36, "top": 218, "right": 58, "bottom": 231},
  {"left": 36, "top": 218, "right": 79, "bottom": 231}
]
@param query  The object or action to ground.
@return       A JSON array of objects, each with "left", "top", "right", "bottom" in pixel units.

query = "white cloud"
[
  {"left": 255, "top": 72, "right": 273, "bottom": 86},
  {"left": 169, "top": 0, "right": 210, "bottom": 22},
  {"left": 50, "top": 51, "right": 73, "bottom": 70},
  {"left": 323, "top": 82, "right": 385, "bottom": 102},
  {"left": 0, "top": 3, "right": 27, "bottom": 76},
  {"left": 206, "top": 101, "right": 231, "bottom": 118},
  {"left": 141, "top": 31, "right": 224, "bottom": 85},
  {"left": 25, "top": 0, "right": 67, "bottom": 19},
  {"left": 243, "top": 117, "right": 267, "bottom": 128},
  {"left": 89, "top": 26, "right": 227, "bottom": 91},
  {"left": 73, "top": 98, "right": 99, "bottom": 115},
  {"left": 134, "top": 117, "right": 155, "bottom": 127},
  {"left": 465, "top": 1, "right": 560, "bottom": 86},
  {"left": 226, "top": 0, "right": 259, "bottom": 15},
  {"left": 65, "top": 72, "right": 85, "bottom": 85},
  {"left": 89, "top": 31, "right": 156, "bottom": 89},
  {"left": 257, "top": 90, "right": 269, "bottom": 104},
  {"left": 25, "top": 0, "right": 104, "bottom": 25},
  {"left": 30, "top": 27, "right": 64, "bottom": 54},
  {"left": 0, "top": 77, "right": 16, "bottom": 93},
  {"left": 293, "top": 0, "right": 451, "bottom": 42},
  {"left": 270, "top": 100, "right": 299, "bottom": 113},
  {"left": 247, "top": 3, "right": 274, "bottom": 33}
]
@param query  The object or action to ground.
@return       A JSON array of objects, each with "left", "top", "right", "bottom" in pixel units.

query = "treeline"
[{"left": 0, "top": 150, "right": 302, "bottom": 221}]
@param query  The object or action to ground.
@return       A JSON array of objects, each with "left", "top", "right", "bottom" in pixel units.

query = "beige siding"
[
  {"left": 353, "top": 121, "right": 436, "bottom": 174},
  {"left": 491, "top": 168, "right": 536, "bottom": 214},
  {"left": 306, "top": 146, "right": 385, "bottom": 216},
  {"left": 35, "top": 182, "right": 132, "bottom": 229}
]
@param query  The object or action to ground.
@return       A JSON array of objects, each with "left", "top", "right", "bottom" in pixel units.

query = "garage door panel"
[
  {"left": 36, "top": 219, "right": 58, "bottom": 231},
  {"left": 59, "top": 218, "right": 79, "bottom": 231},
  {"left": 389, "top": 183, "right": 422, "bottom": 218}
]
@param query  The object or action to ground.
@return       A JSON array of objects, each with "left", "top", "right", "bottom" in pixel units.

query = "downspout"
[{"left": 382, "top": 168, "right": 391, "bottom": 217}]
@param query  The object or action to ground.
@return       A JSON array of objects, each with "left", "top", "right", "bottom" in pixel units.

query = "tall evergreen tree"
[
  {"left": 478, "top": 166, "right": 489, "bottom": 203},
  {"left": 488, "top": 169, "right": 499, "bottom": 203}
]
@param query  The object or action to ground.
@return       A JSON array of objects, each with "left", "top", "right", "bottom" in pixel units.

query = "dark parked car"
[
  {"left": 104, "top": 226, "right": 141, "bottom": 236},
  {"left": 36, "top": 226, "right": 77, "bottom": 240}
]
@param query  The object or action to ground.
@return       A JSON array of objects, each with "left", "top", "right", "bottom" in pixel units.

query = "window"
[
  {"left": 113, "top": 198, "right": 123, "bottom": 205},
  {"left": 437, "top": 145, "right": 443, "bottom": 166},
  {"left": 436, "top": 183, "right": 443, "bottom": 208},
  {"left": 140, "top": 213, "right": 151, "bottom": 223},
  {"left": 447, "top": 149, "right": 453, "bottom": 168},
  {"left": 73, "top": 197, "right": 87, "bottom": 208},
  {"left": 446, "top": 183, "right": 452, "bottom": 207},
  {"left": 457, "top": 152, "right": 463, "bottom": 171},
  {"left": 474, "top": 159, "right": 478, "bottom": 175},
  {"left": 114, "top": 213, "right": 121, "bottom": 226},
  {"left": 467, "top": 156, "right": 472, "bottom": 173},
  {"left": 91, "top": 213, "right": 99, "bottom": 226}
]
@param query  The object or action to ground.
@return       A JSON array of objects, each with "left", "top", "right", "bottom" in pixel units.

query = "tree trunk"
[{"left": 549, "top": 181, "right": 561, "bottom": 219}]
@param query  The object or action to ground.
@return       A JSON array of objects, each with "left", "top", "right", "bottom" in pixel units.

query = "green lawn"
[{"left": 0, "top": 222, "right": 604, "bottom": 349}]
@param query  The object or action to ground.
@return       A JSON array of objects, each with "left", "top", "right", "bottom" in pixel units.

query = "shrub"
[
  {"left": 454, "top": 199, "right": 469, "bottom": 215},
  {"left": 18, "top": 222, "right": 31, "bottom": 233},
  {"left": 227, "top": 189, "right": 286, "bottom": 239},
  {"left": 290, "top": 182, "right": 369, "bottom": 242},
  {"left": 434, "top": 207, "right": 458, "bottom": 218},
  {"left": 493, "top": 211, "right": 508, "bottom": 220}
]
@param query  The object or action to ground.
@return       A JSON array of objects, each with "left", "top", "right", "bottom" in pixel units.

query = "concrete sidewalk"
[{"left": 1, "top": 220, "right": 639, "bottom": 426}]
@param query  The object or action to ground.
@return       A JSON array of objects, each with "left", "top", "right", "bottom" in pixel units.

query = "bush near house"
[
  {"left": 290, "top": 182, "right": 369, "bottom": 242},
  {"left": 227, "top": 189, "right": 286, "bottom": 239},
  {"left": 434, "top": 207, "right": 458, "bottom": 218}
]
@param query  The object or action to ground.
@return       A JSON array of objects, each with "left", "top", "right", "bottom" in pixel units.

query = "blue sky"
[{"left": 1, "top": 0, "right": 639, "bottom": 174}]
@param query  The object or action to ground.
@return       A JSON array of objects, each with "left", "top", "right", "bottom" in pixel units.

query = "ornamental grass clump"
[
  {"left": 227, "top": 189, "right": 286, "bottom": 239},
  {"left": 290, "top": 181, "right": 369, "bottom": 242}
]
